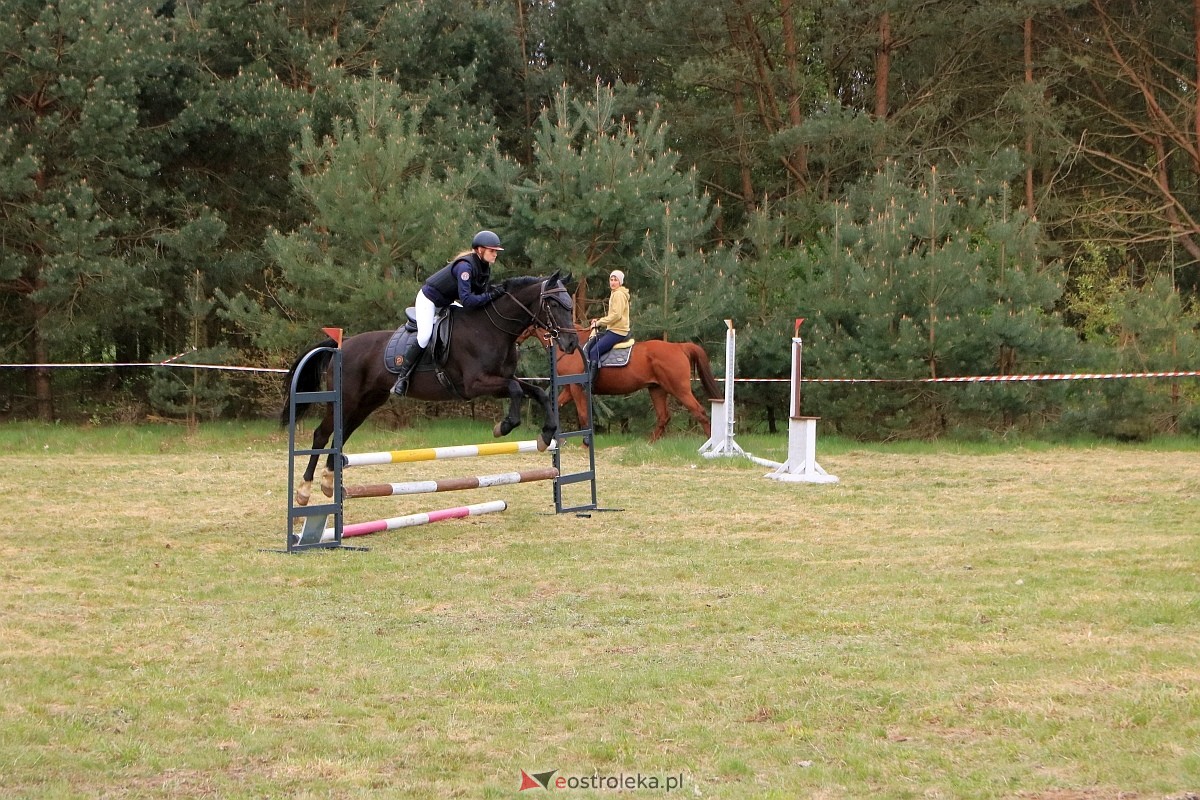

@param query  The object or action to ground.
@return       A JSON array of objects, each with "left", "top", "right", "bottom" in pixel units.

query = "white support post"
[
  {"left": 763, "top": 330, "right": 838, "bottom": 483},
  {"left": 699, "top": 320, "right": 746, "bottom": 458},
  {"left": 764, "top": 416, "right": 838, "bottom": 483}
]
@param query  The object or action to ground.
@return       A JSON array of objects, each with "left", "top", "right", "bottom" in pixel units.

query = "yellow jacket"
[{"left": 595, "top": 286, "right": 630, "bottom": 335}]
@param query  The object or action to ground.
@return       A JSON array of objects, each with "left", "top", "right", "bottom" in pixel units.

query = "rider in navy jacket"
[
  {"left": 420, "top": 251, "right": 496, "bottom": 308},
  {"left": 392, "top": 230, "right": 504, "bottom": 396}
]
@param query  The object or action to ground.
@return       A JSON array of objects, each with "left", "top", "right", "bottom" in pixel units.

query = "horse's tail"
[
  {"left": 687, "top": 343, "right": 722, "bottom": 400},
  {"left": 279, "top": 338, "right": 337, "bottom": 426}
]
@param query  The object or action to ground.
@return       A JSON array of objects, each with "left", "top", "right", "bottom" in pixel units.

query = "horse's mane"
[{"left": 497, "top": 275, "right": 546, "bottom": 293}]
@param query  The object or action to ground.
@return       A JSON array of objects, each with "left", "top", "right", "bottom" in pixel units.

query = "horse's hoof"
[
  {"left": 493, "top": 422, "right": 504, "bottom": 438},
  {"left": 537, "top": 433, "right": 553, "bottom": 452},
  {"left": 295, "top": 486, "right": 311, "bottom": 507}
]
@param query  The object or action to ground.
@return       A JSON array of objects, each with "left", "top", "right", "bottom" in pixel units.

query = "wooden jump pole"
[{"left": 344, "top": 467, "right": 559, "bottom": 499}]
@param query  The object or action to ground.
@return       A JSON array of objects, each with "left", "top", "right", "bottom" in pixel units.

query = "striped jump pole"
[
  {"left": 345, "top": 467, "right": 559, "bottom": 499},
  {"left": 344, "top": 439, "right": 554, "bottom": 468},
  {"left": 312, "top": 500, "right": 509, "bottom": 544}
]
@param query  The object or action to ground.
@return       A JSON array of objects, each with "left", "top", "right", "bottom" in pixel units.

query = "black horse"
[{"left": 283, "top": 272, "right": 579, "bottom": 505}]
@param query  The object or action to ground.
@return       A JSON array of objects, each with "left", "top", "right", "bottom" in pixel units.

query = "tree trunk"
[
  {"left": 728, "top": 4, "right": 808, "bottom": 187},
  {"left": 1194, "top": 0, "right": 1200, "bottom": 161},
  {"left": 875, "top": 11, "right": 891, "bottom": 120},
  {"left": 30, "top": 302, "right": 54, "bottom": 421},
  {"left": 1152, "top": 133, "right": 1200, "bottom": 265},
  {"left": 1024, "top": 15, "right": 1036, "bottom": 212},
  {"left": 573, "top": 277, "right": 591, "bottom": 327},
  {"left": 733, "top": 84, "right": 756, "bottom": 207},
  {"left": 514, "top": 0, "right": 534, "bottom": 165},
  {"left": 780, "top": 0, "right": 809, "bottom": 186}
]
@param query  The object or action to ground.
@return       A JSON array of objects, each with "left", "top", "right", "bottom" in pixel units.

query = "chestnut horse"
[
  {"left": 543, "top": 326, "right": 722, "bottom": 441},
  {"left": 284, "top": 273, "right": 579, "bottom": 505}
]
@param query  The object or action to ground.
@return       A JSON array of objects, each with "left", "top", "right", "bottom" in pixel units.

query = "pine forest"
[{"left": 3, "top": 0, "right": 1199, "bottom": 440}]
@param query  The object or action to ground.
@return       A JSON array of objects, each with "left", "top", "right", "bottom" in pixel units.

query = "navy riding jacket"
[{"left": 421, "top": 254, "right": 493, "bottom": 308}]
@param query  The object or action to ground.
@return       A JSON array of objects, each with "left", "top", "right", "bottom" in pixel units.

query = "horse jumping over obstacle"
[
  {"left": 283, "top": 272, "right": 579, "bottom": 506},
  {"left": 531, "top": 325, "right": 721, "bottom": 441}
]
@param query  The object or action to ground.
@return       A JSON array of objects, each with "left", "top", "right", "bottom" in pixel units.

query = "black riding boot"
[
  {"left": 391, "top": 342, "right": 426, "bottom": 396},
  {"left": 586, "top": 351, "right": 601, "bottom": 385}
]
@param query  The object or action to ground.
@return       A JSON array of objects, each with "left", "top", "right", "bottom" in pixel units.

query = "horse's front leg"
[
  {"left": 320, "top": 454, "right": 336, "bottom": 498},
  {"left": 517, "top": 378, "right": 557, "bottom": 452},
  {"left": 492, "top": 377, "right": 526, "bottom": 440},
  {"left": 463, "top": 374, "right": 555, "bottom": 451}
]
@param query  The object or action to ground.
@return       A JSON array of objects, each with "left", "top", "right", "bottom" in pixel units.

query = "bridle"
[{"left": 487, "top": 279, "right": 575, "bottom": 346}]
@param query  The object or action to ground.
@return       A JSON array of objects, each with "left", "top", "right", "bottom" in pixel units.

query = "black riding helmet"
[{"left": 471, "top": 230, "right": 503, "bottom": 250}]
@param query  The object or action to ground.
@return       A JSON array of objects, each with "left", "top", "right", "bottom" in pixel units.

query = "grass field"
[{"left": 3, "top": 419, "right": 1199, "bottom": 799}]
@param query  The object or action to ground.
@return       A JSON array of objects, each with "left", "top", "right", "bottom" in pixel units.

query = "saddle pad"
[
  {"left": 382, "top": 311, "right": 453, "bottom": 374},
  {"left": 600, "top": 340, "right": 634, "bottom": 368},
  {"left": 383, "top": 328, "right": 414, "bottom": 374}
]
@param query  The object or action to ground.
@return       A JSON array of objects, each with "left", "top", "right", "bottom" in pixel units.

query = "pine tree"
[
  {"left": 509, "top": 84, "right": 727, "bottom": 341},
  {"left": 796, "top": 160, "right": 1081, "bottom": 437},
  {"left": 0, "top": 0, "right": 173, "bottom": 419},
  {"left": 1061, "top": 273, "right": 1200, "bottom": 439},
  {"left": 147, "top": 270, "right": 232, "bottom": 427},
  {"left": 221, "top": 77, "right": 517, "bottom": 352}
]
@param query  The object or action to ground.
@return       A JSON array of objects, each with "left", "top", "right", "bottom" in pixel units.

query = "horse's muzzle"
[{"left": 556, "top": 329, "right": 580, "bottom": 354}]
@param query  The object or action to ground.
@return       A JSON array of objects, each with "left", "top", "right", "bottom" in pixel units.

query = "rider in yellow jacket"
[{"left": 583, "top": 269, "right": 631, "bottom": 379}]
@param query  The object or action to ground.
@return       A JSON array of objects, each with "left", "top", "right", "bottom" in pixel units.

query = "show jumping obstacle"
[
  {"left": 283, "top": 328, "right": 605, "bottom": 552},
  {"left": 289, "top": 433, "right": 560, "bottom": 551},
  {"left": 699, "top": 319, "right": 838, "bottom": 484}
]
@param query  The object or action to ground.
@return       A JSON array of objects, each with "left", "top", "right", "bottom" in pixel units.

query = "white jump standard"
[
  {"left": 698, "top": 319, "right": 747, "bottom": 459},
  {"left": 700, "top": 318, "right": 838, "bottom": 484}
]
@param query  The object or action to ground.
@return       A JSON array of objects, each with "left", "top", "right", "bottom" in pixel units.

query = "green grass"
[{"left": 3, "top": 421, "right": 1199, "bottom": 798}]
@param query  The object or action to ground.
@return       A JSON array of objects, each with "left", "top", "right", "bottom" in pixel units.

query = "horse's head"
[
  {"left": 536, "top": 270, "right": 580, "bottom": 354},
  {"left": 492, "top": 272, "right": 579, "bottom": 353}
]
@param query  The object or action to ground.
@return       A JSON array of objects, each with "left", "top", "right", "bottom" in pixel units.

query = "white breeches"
[{"left": 415, "top": 292, "right": 437, "bottom": 347}]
